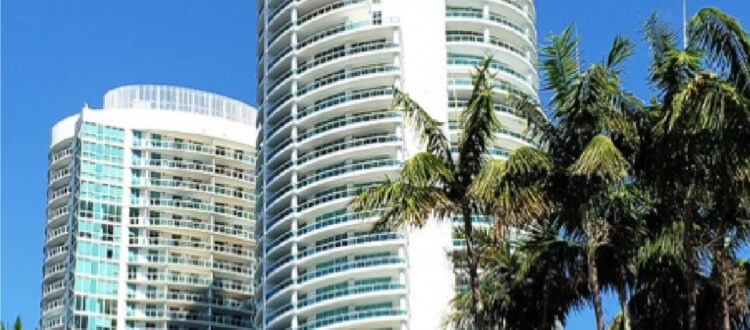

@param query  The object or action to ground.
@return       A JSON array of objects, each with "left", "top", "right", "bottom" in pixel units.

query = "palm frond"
[
  {"left": 541, "top": 24, "right": 580, "bottom": 109},
  {"left": 570, "top": 134, "right": 630, "bottom": 182},
  {"left": 457, "top": 56, "right": 500, "bottom": 185},
  {"left": 392, "top": 89, "right": 454, "bottom": 169},
  {"left": 606, "top": 35, "right": 636, "bottom": 73},
  {"left": 350, "top": 179, "right": 454, "bottom": 231},
  {"left": 691, "top": 7, "right": 750, "bottom": 96}
]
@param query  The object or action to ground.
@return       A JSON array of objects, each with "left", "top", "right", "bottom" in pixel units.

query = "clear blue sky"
[{"left": 2, "top": 0, "right": 748, "bottom": 328}]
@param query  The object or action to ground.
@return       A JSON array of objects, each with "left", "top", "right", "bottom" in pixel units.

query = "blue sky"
[{"left": 1, "top": 0, "right": 748, "bottom": 328}]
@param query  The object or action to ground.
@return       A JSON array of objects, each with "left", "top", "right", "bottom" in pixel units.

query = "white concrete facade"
[
  {"left": 40, "top": 85, "right": 258, "bottom": 330},
  {"left": 255, "top": 0, "right": 537, "bottom": 329}
]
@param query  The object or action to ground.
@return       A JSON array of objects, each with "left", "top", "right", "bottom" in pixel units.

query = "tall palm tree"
[
  {"left": 639, "top": 10, "right": 750, "bottom": 330},
  {"left": 473, "top": 26, "right": 643, "bottom": 330},
  {"left": 351, "top": 57, "right": 505, "bottom": 329}
]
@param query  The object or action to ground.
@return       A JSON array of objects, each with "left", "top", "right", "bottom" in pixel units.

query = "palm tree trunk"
[
  {"left": 684, "top": 185, "right": 698, "bottom": 330},
  {"left": 717, "top": 222, "right": 731, "bottom": 330},
  {"left": 588, "top": 248, "right": 606, "bottom": 330},
  {"left": 617, "top": 273, "right": 629, "bottom": 330},
  {"left": 462, "top": 207, "right": 484, "bottom": 329}
]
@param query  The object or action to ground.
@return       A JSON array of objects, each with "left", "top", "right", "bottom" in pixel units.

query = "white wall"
[{"left": 383, "top": 0, "right": 456, "bottom": 328}]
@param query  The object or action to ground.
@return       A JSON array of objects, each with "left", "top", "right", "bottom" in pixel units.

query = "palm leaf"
[
  {"left": 392, "top": 89, "right": 454, "bottom": 169},
  {"left": 570, "top": 134, "right": 629, "bottom": 182}
]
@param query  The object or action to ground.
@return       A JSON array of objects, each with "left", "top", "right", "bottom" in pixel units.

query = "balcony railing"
[
  {"left": 298, "top": 308, "right": 407, "bottom": 330},
  {"left": 297, "top": 135, "right": 401, "bottom": 165},
  {"left": 298, "top": 87, "right": 393, "bottom": 120}
]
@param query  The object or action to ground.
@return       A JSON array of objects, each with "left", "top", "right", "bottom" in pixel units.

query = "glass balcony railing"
[
  {"left": 136, "top": 178, "right": 254, "bottom": 202},
  {"left": 297, "top": 65, "right": 400, "bottom": 96},
  {"left": 138, "top": 159, "right": 254, "bottom": 183},
  {"left": 297, "top": 233, "right": 402, "bottom": 260},
  {"left": 297, "top": 135, "right": 401, "bottom": 165},
  {"left": 130, "top": 218, "right": 254, "bottom": 240},
  {"left": 266, "top": 277, "right": 295, "bottom": 299},
  {"left": 297, "top": 184, "right": 378, "bottom": 212},
  {"left": 299, "top": 112, "right": 401, "bottom": 142},
  {"left": 297, "top": 87, "right": 394, "bottom": 119},
  {"left": 50, "top": 148, "right": 73, "bottom": 164},
  {"left": 297, "top": 19, "right": 375, "bottom": 50},
  {"left": 267, "top": 303, "right": 294, "bottom": 323},
  {"left": 446, "top": 32, "right": 530, "bottom": 61},
  {"left": 450, "top": 145, "right": 511, "bottom": 157},
  {"left": 268, "top": 45, "right": 294, "bottom": 70},
  {"left": 448, "top": 77, "right": 530, "bottom": 99},
  {"left": 134, "top": 140, "right": 255, "bottom": 164},
  {"left": 448, "top": 54, "right": 532, "bottom": 85},
  {"left": 447, "top": 121, "right": 536, "bottom": 145},
  {"left": 297, "top": 256, "right": 406, "bottom": 283},
  {"left": 267, "top": 159, "right": 294, "bottom": 183},
  {"left": 267, "top": 137, "right": 293, "bottom": 161},
  {"left": 269, "top": 21, "right": 294, "bottom": 45},
  {"left": 267, "top": 182, "right": 294, "bottom": 206},
  {"left": 268, "top": 0, "right": 294, "bottom": 22},
  {"left": 448, "top": 99, "right": 523, "bottom": 117},
  {"left": 298, "top": 0, "right": 365, "bottom": 26},
  {"left": 267, "top": 93, "right": 294, "bottom": 116},
  {"left": 445, "top": 8, "right": 532, "bottom": 42},
  {"left": 297, "top": 210, "right": 383, "bottom": 236},
  {"left": 298, "top": 41, "right": 399, "bottom": 74},
  {"left": 267, "top": 208, "right": 293, "bottom": 229},
  {"left": 298, "top": 159, "right": 400, "bottom": 188},
  {"left": 267, "top": 70, "right": 294, "bottom": 94},
  {"left": 297, "top": 283, "right": 405, "bottom": 309},
  {"left": 298, "top": 308, "right": 407, "bottom": 330},
  {"left": 267, "top": 114, "right": 293, "bottom": 138}
]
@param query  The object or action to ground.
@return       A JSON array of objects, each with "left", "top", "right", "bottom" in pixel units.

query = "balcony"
[
  {"left": 297, "top": 135, "right": 401, "bottom": 166},
  {"left": 298, "top": 308, "right": 407, "bottom": 330}
]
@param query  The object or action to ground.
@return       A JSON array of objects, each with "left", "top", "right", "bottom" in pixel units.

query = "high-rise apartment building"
[
  {"left": 255, "top": 0, "right": 537, "bottom": 329},
  {"left": 41, "top": 85, "right": 258, "bottom": 330}
]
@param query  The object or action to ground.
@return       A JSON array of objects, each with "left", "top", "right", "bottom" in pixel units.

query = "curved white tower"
[
  {"left": 255, "top": 0, "right": 536, "bottom": 328},
  {"left": 41, "top": 85, "right": 257, "bottom": 330}
]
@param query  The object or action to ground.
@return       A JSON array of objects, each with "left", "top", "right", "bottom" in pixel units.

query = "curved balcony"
[
  {"left": 44, "top": 246, "right": 68, "bottom": 264},
  {"left": 297, "top": 87, "right": 394, "bottom": 123},
  {"left": 297, "top": 256, "right": 405, "bottom": 285},
  {"left": 137, "top": 159, "right": 254, "bottom": 185},
  {"left": 134, "top": 140, "right": 254, "bottom": 165},
  {"left": 213, "top": 278, "right": 254, "bottom": 295},
  {"left": 297, "top": 135, "right": 402, "bottom": 167},
  {"left": 48, "top": 168, "right": 71, "bottom": 187},
  {"left": 447, "top": 120, "right": 536, "bottom": 147},
  {"left": 140, "top": 198, "right": 254, "bottom": 222},
  {"left": 296, "top": 18, "right": 399, "bottom": 59},
  {"left": 129, "top": 218, "right": 254, "bottom": 241},
  {"left": 47, "top": 187, "right": 71, "bottom": 207},
  {"left": 298, "top": 41, "right": 400, "bottom": 79},
  {"left": 298, "top": 111, "right": 400, "bottom": 142},
  {"left": 448, "top": 77, "right": 531, "bottom": 100},
  {"left": 297, "top": 65, "right": 399, "bottom": 102},
  {"left": 296, "top": 282, "right": 405, "bottom": 311},
  {"left": 135, "top": 178, "right": 254, "bottom": 203},
  {"left": 47, "top": 205, "right": 69, "bottom": 226},
  {"left": 45, "top": 227, "right": 68, "bottom": 246},
  {"left": 42, "top": 279, "right": 65, "bottom": 297},
  {"left": 448, "top": 54, "right": 536, "bottom": 94},
  {"left": 445, "top": 8, "right": 534, "bottom": 46},
  {"left": 446, "top": 31, "right": 534, "bottom": 73},
  {"left": 266, "top": 233, "right": 402, "bottom": 282},
  {"left": 49, "top": 148, "right": 73, "bottom": 168},
  {"left": 298, "top": 308, "right": 407, "bottom": 330},
  {"left": 298, "top": 159, "right": 400, "bottom": 191}
]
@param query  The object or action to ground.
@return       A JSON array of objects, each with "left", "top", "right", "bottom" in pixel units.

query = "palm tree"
[
  {"left": 472, "top": 26, "right": 643, "bottom": 330},
  {"left": 638, "top": 9, "right": 750, "bottom": 330},
  {"left": 351, "top": 56, "right": 504, "bottom": 329}
]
